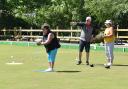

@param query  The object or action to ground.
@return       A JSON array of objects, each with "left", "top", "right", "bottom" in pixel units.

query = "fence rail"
[{"left": 0, "top": 27, "right": 128, "bottom": 43}]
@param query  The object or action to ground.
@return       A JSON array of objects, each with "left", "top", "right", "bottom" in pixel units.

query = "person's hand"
[
  {"left": 36, "top": 42, "right": 41, "bottom": 45},
  {"left": 90, "top": 37, "right": 95, "bottom": 43},
  {"left": 103, "top": 34, "right": 107, "bottom": 38},
  {"left": 70, "top": 22, "right": 77, "bottom": 26},
  {"left": 41, "top": 42, "right": 45, "bottom": 45}
]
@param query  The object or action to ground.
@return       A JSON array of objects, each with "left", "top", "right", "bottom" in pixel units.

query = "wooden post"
[
  {"left": 71, "top": 26, "right": 73, "bottom": 38},
  {"left": 14, "top": 27, "right": 17, "bottom": 37},
  {"left": 3, "top": 28, "right": 6, "bottom": 35},
  {"left": 30, "top": 27, "right": 33, "bottom": 41},
  {"left": 19, "top": 27, "right": 22, "bottom": 36},
  {"left": 116, "top": 25, "right": 119, "bottom": 38},
  {"left": 116, "top": 25, "right": 119, "bottom": 44},
  {"left": 30, "top": 27, "right": 33, "bottom": 36},
  {"left": 56, "top": 26, "right": 59, "bottom": 37},
  {"left": 77, "top": 26, "right": 80, "bottom": 37}
]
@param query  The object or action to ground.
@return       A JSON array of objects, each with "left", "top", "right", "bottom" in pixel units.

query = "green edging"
[
  {"left": 0, "top": 41, "right": 128, "bottom": 52},
  {"left": 0, "top": 41, "right": 36, "bottom": 47}
]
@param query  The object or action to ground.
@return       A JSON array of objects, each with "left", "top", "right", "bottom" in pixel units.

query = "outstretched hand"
[
  {"left": 36, "top": 42, "right": 41, "bottom": 46},
  {"left": 70, "top": 22, "right": 77, "bottom": 26}
]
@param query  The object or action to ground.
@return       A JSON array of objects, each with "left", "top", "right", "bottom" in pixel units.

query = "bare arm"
[
  {"left": 70, "top": 22, "right": 85, "bottom": 27},
  {"left": 41, "top": 33, "right": 54, "bottom": 45}
]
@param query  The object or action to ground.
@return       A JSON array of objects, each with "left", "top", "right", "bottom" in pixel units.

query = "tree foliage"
[{"left": 0, "top": 0, "right": 128, "bottom": 29}]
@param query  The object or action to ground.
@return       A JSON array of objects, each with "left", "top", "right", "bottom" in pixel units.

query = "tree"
[
  {"left": 85, "top": 0, "right": 128, "bottom": 28},
  {"left": 0, "top": 0, "right": 128, "bottom": 29}
]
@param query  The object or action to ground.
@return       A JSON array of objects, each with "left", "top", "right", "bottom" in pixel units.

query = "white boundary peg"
[{"left": 6, "top": 61, "right": 23, "bottom": 65}]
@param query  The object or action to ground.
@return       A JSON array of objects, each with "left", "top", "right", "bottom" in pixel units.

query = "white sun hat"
[{"left": 105, "top": 20, "right": 112, "bottom": 24}]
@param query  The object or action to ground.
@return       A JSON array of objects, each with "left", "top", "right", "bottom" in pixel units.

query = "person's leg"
[
  {"left": 46, "top": 49, "right": 57, "bottom": 72},
  {"left": 50, "top": 49, "right": 58, "bottom": 69},
  {"left": 48, "top": 62, "right": 54, "bottom": 69},
  {"left": 47, "top": 51, "right": 52, "bottom": 68},
  {"left": 104, "top": 43, "right": 109, "bottom": 63},
  {"left": 104, "top": 43, "right": 110, "bottom": 68},
  {"left": 86, "top": 52, "right": 89, "bottom": 65},
  {"left": 85, "top": 42, "right": 90, "bottom": 65},
  {"left": 77, "top": 40, "right": 84, "bottom": 65},
  {"left": 50, "top": 49, "right": 57, "bottom": 69},
  {"left": 104, "top": 43, "right": 114, "bottom": 68},
  {"left": 78, "top": 51, "right": 82, "bottom": 62},
  {"left": 110, "top": 42, "right": 114, "bottom": 64},
  {"left": 108, "top": 42, "right": 114, "bottom": 65},
  {"left": 43, "top": 51, "right": 53, "bottom": 72}
]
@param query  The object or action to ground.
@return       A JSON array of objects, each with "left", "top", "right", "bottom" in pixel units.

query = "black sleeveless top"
[{"left": 43, "top": 31, "right": 61, "bottom": 52}]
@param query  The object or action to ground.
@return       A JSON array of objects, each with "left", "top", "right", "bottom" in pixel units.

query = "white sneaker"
[
  {"left": 44, "top": 68, "right": 54, "bottom": 72},
  {"left": 104, "top": 63, "right": 112, "bottom": 66},
  {"left": 107, "top": 63, "right": 112, "bottom": 66}
]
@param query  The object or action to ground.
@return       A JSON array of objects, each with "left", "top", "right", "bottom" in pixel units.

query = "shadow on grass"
[
  {"left": 113, "top": 64, "right": 128, "bottom": 66},
  {"left": 96, "top": 64, "right": 128, "bottom": 66},
  {"left": 56, "top": 70, "right": 81, "bottom": 73}
]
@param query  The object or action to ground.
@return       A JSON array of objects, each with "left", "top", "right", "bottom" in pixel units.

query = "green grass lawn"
[{"left": 0, "top": 45, "right": 128, "bottom": 89}]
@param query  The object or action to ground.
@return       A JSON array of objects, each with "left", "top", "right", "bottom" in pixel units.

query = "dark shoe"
[
  {"left": 76, "top": 61, "right": 82, "bottom": 65},
  {"left": 105, "top": 65, "right": 110, "bottom": 69},
  {"left": 86, "top": 61, "right": 89, "bottom": 65},
  {"left": 90, "top": 64, "right": 94, "bottom": 67}
]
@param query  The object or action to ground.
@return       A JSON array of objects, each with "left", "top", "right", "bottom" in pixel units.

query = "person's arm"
[
  {"left": 70, "top": 22, "right": 85, "bottom": 27},
  {"left": 104, "top": 27, "right": 114, "bottom": 38},
  {"left": 92, "top": 28, "right": 96, "bottom": 37},
  {"left": 90, "top": 28, "right": 95, "bottom": 42},
  {"left": 92, "top": 24, "right": 100, "bottom": 37},
  {"left": 41, "top": 33, "right": 54, "bottom": 45}
]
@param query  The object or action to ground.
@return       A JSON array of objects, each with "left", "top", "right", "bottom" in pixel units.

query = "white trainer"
[
  {"left": 104, "top": 63, "right": 112, "bottom": 66},
  {"left": 44, "top": 68, "right": 54, "bottom": 72},
  {"left": 107, "top": 62, "right": 112, "bottom": 66}
]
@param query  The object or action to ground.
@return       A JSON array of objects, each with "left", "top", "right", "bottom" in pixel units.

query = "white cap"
[
  {"left": 86, "top": 16, "right": 91, "bottom": 21},
  {"left": 105, "top": 20, "right": 112, "bottom": 24}
]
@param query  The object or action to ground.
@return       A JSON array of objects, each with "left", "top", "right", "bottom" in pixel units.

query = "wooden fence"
[{"left": 0, "top": 27, "right": 128, "bottom": 43}]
